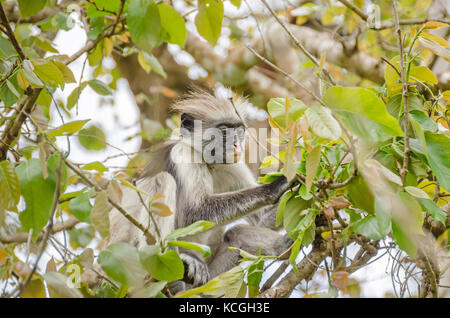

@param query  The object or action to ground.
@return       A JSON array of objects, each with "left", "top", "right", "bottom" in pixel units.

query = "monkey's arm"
[{"left": 178, "top": 176, "right": 290, "bottom": 227}]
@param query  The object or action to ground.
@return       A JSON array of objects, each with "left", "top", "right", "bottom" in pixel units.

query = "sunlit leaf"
[
  {"left": 165, "top": 220, "right": 215, "bottom": 241},
  {"left": 98, "top": 242, "right": 147, "bottom": 288},
  {"left": 158, "top": 3, "right": 187, "bottom": 47},
  {"left": 17, "top": 0, "right": 46, "bottom": 18},
  {"left": 0, "top": 160, "right": 21, "bottom": 211},
  {"left": 167, "top": 240, "right": 211, "bottom": 258},
  {"left": 48, "top": 120, "right": 90, "bottom": 138},
  {"left": 195, "top": 0, "right": 224, "bottom": 45},
  {"left": 127, "top": 0, "right": 162, "bottom": 52},
  {"left": 90, "top": 190, "right": 111, "bottom": 238},
  {"left": 139, "top": 245, "right": 184, "bottom": 282}
]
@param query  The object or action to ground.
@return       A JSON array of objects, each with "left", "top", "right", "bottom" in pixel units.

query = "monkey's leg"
[{"left": 208, "top": 224, "right": 293, "bottom": 277}]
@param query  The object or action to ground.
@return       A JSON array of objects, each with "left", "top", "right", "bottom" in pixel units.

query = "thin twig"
[
  {"left": 245, "top": 45, "right": 325, "bottom": 106},
  {"left": 260, "top": 0, "right": 336, "bottom": 85},
  {"left": 61, "top": 154, "right": 156, "bottom": 244},
  {"left": 0, "top": 3, "right": 26, "bottom": 61},
  {"left": 392, "top": 0, "right": 410, "bottom": 185},
  {"left": 337, "top": 0, "right": 450, "bottom": 30}
]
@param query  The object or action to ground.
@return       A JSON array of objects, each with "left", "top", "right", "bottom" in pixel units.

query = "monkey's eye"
[{"left": 236, "top": 126, "right": 245, "bottom": 137}]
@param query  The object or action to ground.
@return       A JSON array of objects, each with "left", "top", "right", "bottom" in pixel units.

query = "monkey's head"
[{"left": 172, "top": 89, "right": 248, "bottom": 165}]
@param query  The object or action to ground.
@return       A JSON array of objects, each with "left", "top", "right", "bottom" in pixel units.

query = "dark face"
[
  {"left": 214, "top": 122, "right": 246, "bottom": 164},
  {"left": 180, "top": 113, "right": 246, "bottom": 164}
]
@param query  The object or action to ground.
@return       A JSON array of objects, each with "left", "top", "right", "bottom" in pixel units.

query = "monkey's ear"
[{"left": 180, "top": 113, "right": 195, "bottom": 131}]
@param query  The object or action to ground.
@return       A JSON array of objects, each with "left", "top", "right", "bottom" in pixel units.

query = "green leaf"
[
  {"left": 418, "top": 198, "right": 446, "bottom": 225},
  {"left": 374, "top": 198, "right": 391, "bottom": 238},
  {"left": 195, "top": 0, "right": 224, "bottom": 45},
  {"left": 305, "top": 105, "right": 341, "bottom": 140},
  {"left": 52, "top": 12, "right": 75, "bottom": 31},
  {"left": 247, "top": 257, "right": 264, "bottom": 298},
  {"left": 275, "top": 191, "right": 294, "bottom": 227},
  {"left": 48, "top": 120, "right": 90, "bottom": 139},
  {"left": 167, "top": 240, "right": 211, "bottom": 258},
  {"left": 81, "top": 161, "right": 108, "bottom": 173},
  {"left": 67, "top": 83, "right": 87, "bottom": 110},
  {"left": 68, "top": 225, "right": 95, "bottom": 249},
  {"left": 32, "top": 59, "right": 65, "bottom": 88},
  {"left": 158, "top": 3, "right": 187, "bottom": 47},
  {"left": 53, "top": 60, "right": 76, "bottom": 84},
  {"left": 0, "top": 78, "right": 20, "bottom": 107},
  {"left": 289, "top": 238, "right": 302, "bottom": 272},
  {"left": 16, "top": 159, "right": 57, "bottom": 242},
  {"left": 17, "top": 0, "right": 46, "bottom": 18},
  {"left": 267, "top": 97, "right": 307, "bottom": 128},
  {"left": 422, "top": 132, "right": 450, "bottom": 192},
  {"left": 165, "top": 220, "right": 215, "bottom": 241},
  {"left": 23, "top": 68, "right": 44, "bottom": 87},
  {"left": 43, "top": 272, "right": 83, "bottom": 298},
  {"left": 137, "top": 52, "right": 167, "bottom": 79},
  {"left": 282, "top": 196, "right": 310, "bottom": 240},
  {"left": 392, "top": 220, "right": 417, "bottom": 258},
  {"left": 230, "top": 0, "right": 241, "bottom": 8},
  {"left": 352, "top": 215, "right": 384, "bottom": 240},
  {"left": 347, "top": 175, "right": 375, "bottom": 214},
  {"left": 139, "top": 245, "right": 184, "bottom": 282},
  {"left": 385, "top": 93, "right": 423, "bottom": 118},
  {"left": 98, "top": 243, "right": 147, "bottom": 288},
  {"left": 323, "top": 86, "right": 403, "bottom": 141},
  {"left": 404, "top": 186, "right": 429, "bottom": 199},
  {"left": 69, "top": 191, "right": 92, "bottom": 223},
  {"left": 305, "top": 145, "right": 321, "bottom": 192},
  {"left": 90, "top": 190, "right": 111, "bottom": 238},
  {"left": 88, "top": 79, "right": 112, "bottom": 96},
  {"left": 88, "top": 41, "right": 103, "bottom": 66},
  {"left": 0, "top": 160, "right": 21, "bottom": 211},
  {"left": 130, "top": 281, "right": 167, "bottom": 298},
  {"left": 127, "top": 0, "right": 162, "bottom": 52},
  {"left": 409, "top": 66, "right": 438, "bottom": 85},
  {"left": 409, "top": 110, "right": 438, "bottom": 132},
  {"left": 21, "top": 278, "right": 46, "bottom": 298},
  {"left": 175, "top": 266, "right": 245, "bottom": 298},
  {"left": 78, "top": 125, "right": 107, "bottom": 151},
  {"left": 33, "top": 37, "right": 59, "bottom": 53}
]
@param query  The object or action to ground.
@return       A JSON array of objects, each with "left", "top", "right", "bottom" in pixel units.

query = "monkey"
[{"left": 108, "top": 89, "right": 294, "bottom": 290}]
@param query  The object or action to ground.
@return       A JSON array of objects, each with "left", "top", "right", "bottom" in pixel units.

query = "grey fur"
[{"left": 110, "top": 90, "right": 293, "bottom": 288}]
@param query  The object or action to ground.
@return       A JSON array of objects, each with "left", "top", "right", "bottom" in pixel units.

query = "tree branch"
[
  {"left": 392, "top": 0, "right": 410, "bottom": 185},
  {"left": 337, "top": 0, "right": 450, "bottom": 30},
  {"left": 260, "top": 0, "right": 336, "bottom": 85},
  {"left": 0, "top": 217, "right": 79, "bottom": 244},
  {"left": 0, "top": 2, "right": 26, "bottom": 61},
  {"left": 258, "top": 238, "right": 351, "bottom": 298}
]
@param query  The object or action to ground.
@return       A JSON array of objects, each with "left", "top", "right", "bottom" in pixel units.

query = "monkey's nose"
[{"left": 234, "top": 142, "right": 241, "bottom": 156}]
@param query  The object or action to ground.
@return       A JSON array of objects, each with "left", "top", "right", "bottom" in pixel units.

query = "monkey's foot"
[{"left": 180, "top": 252, "right": 210, "bottom": 287}]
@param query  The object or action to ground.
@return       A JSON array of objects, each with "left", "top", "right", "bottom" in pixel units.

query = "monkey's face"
[
  {"left": 180, "top": 113, "right": 246, "bottom": 164},
  {"left": 202, "top": 122, "right": 245, "bottom": 164}
]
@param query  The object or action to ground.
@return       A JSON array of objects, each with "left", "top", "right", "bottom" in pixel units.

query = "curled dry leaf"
[
  {"left": 328, "top": 196, "right": 351, "bottom": 209},
  {"left": 332, "top": 270, "right": 349, "bottom": 290},
  {"left": 107, "top": 180, "right": 123, "bottom": 205},
  {"left": 323, "top": 205, "right": 335, "bottom": 218},
  {"left": 150, "top": 202, "right": 173, "bottom": 217}
]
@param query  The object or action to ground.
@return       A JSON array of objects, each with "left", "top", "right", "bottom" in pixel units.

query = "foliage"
[{"left": 0, "top": 0, "right": 449, "bottom": 299}]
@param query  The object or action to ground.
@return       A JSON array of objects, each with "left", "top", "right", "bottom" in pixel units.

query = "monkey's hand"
[
  {"left": 180, "top": 252, "right": 210, "bottom": 287},
  {"left": 266, "top": 175, "right": 297, "bottom": 204}
]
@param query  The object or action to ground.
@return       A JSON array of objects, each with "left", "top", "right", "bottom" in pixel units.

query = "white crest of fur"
[{"left": 171, "top": 88, "right": 248, "bottom": 123}]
